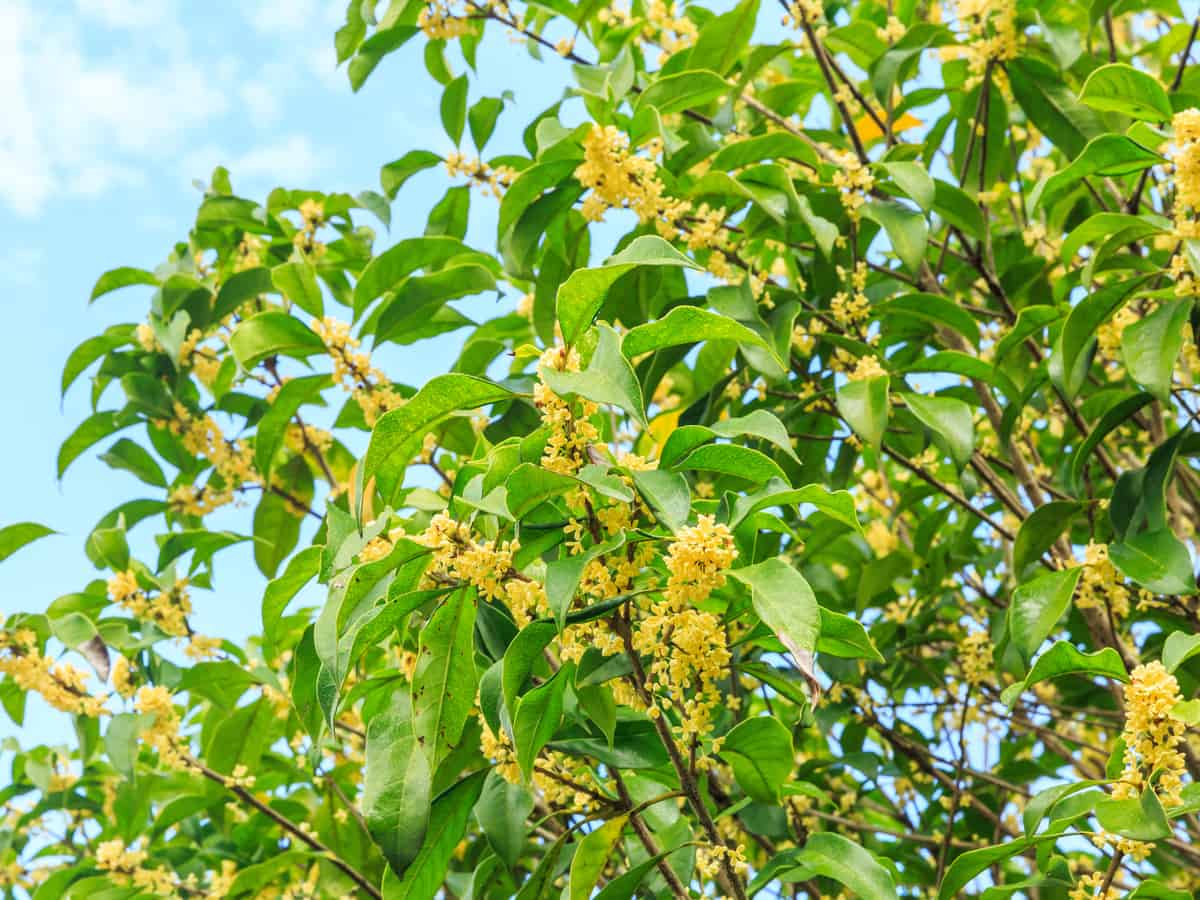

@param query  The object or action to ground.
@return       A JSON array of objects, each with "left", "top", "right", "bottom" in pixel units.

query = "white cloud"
[
  {"left": 244, "top": 0, "right": 343, "bottom": 33},
  {"left": 0, "top": 0, "right": 350, "bottom": 217},
  {"left": 0, "top": 0, "right": 229, "bottom": 215},
  {"left": 75, "top": 0, "right": 176, "bottom": 28},
  {"left": 181, "top": 135, "right": 323, "bottom": 190}
]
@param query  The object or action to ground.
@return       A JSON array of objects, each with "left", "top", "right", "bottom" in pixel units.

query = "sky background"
[{"left": 0, "top": 0, "right": 610, "bottom": 746}]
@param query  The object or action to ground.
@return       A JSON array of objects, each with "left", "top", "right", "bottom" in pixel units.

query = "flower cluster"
[
  {"left": 444, "top": 151, "right": 516, "bottom": 197},
  {"left": 535, "top": 345, "right": 600, "bottom": 476},
  {"left": 634, "top": 517, "right": 737, "bottom": 740},
  {"left": 1074, "top": 542, "right": 1132, "bottom": 621},
  {"left": 108, "top": 570, "right": 193, "bottom": 637},
  {"left": 959, "top": 631, "right": 994, "bottom": 686},
  {"left": 0, "top": 629, "right": 106, "bottom": 718},
  {"left": 134, "top": 685, "right": 190, "bottom": 771},
  {"left": 311, "top": 317, "right": 405, "bottom": 426},
  {"left": 291, "top": 198, "right": 327, "bottom": 260},
  {"left": 830, "top": 151, "right": 875, "bottom": 222},
  {"left": 575, "top": 125, "right": 688, "bottom": 232},
  {"left": 415, "top": 512, "right": 517, "bottom": 601},
  {"left": 418, "top": 0, "right": 473, "bottom": 39},
  {"left": 1114, "top": 661, "right": 1187, "bottom": 806},
  {"left": 948, "top": 0, "right": 1019, "bottom": 86},
  {"left": 159, "top": 401, "right": 259, "bottom": 516}
]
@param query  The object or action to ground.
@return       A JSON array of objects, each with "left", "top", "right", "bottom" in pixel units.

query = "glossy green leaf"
[
  {"left": 722, "top": 716, "right": 793, "bottom": 803},
  {"left": 837, "top": 376, "right": 889, "bottom": 448},
  {"left": 1079, "top": 64, "right": 1172, "bottom": 121},
  {"left": 412, "top": 588, "right": 478, "bottom": 767},
  {"left": 364, "top": 691, "right": 431, "bottom": 874},
  {"left": 1008, "top": 568, "right": 1083, "bottom": 660},
  {"left": 364, "top": 374, "right": 513, "bottom": 505},
  {"left": 903, "top": 393, "right": 974, "bottom": 468},
  {"left": 229, "top": 312, "right": 325, "bottom": 369},
  {"left": 555, "top": 236, "right": 701, "bottom": 346},
  {"left": 540, "top": 324, "right": 647, "bottom": 427}
]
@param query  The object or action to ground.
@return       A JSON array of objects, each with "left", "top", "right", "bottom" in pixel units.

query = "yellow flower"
[
  {"left": 849, "top": 355, "right": 887, "bottom": 381},
  {"left": 1114, "top": 661, "right": 1187, "bottom": 806}
]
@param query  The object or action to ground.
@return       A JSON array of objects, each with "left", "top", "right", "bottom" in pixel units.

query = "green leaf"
[
  {"left": 1057, "top": 277, "right": 1147, "bottom": 399},
  {"left": 505, "top": 464, "right": 577, "bottom": 519},
  {"left": 0, "top": 522, "right": 57, "bottom": 564},
  {"left": 58, "top": 410, "right": 136, "bottom": 479},
  {"left": 622, "top": 306, "right": 776, "bottom": 362},
  {"left": 1009, "top": 568, "right": 1084, "bottom": 660},
  {"left": 1095, "top": 789, "right": 1172, "bottom": 841},
  {"left": 819, "top": 608, "right": 884, "bottom": 662},
  {"left": 90, "top": 267, "right": 158, "bottom": 303},
  {"left": 364, "top": 374, "right": 513, "bottom": 505},
  {"left": 635, "top": 69, "right": 729, "bottom": 114},
  {"left": 381, "top": 149, "right": 443, "bottom": 199},
  {"left": 441, "top": 74, "right": 468, "bottom": 145},
  {"left": 1001, "top": 640, "right": 1128, "bottom": 706},
  {"left": 514, "top": 667, "right": 567, "bottom": 782},
  {"left": 629, "top": 469, "right": 691, "bottom": 532},
  {"left": 375, "top": 264, "right": 497, "bottom": 344},
  {"left": 1023, "top": 780, "right": 1107, "bottom": 835},
  {"left": 1079, "top": 64, "right": 1173, "bottom": 121},
  {"left": 555, "top": 236, "right": 701, "bottom": 346},
  {"left": 729, "top": 479, "right": 863, "bottom": 535},
  {"left": 794, "top": 833, "right": 898, "bottom": 900},
  {"left": 1163, "top": 630, "right": 1200, "bottom": 673},
  {"left": 862, "top": 200, "right": 928, "bottom": 272},
  {"left": 105, "top": 712, "right": 148, "bottom": 779},
  {"left": 99, "top": 438, "right": 166, "bottom": 488},
  {"left": 711, "top": 132, "right": 819, "bottom": 171},
  {"left": 540, "top": 324, "right": 647, "bottom": 427},
  {"left": 252, "top": 489, "right": 303, "bottom": 579},
  {"left": 254, "top": 374, "right": 332, "bottom": 481},
  {"left": 545, "top": 532, "right": 626, "bottom": 629},
  {"left": 902, "top": 393, "right": 974, "bottom": 468},
  {"left": 1110, "top": 528, "right": 1196, "bottom": 595},
  {"left": 61, "top": 325, "right": 134, "bottom": 397},
  {"left": 877, "top": 161, "right": 935, "bottom": 211},
  {"left": 229, "top": 312, "right": 325, "bottom": 369},
  {"left": 837, "top": 376, "right": 889, "bottom": 448},
  {"left": 1012, "top": 501, "right": 1084, "bottom": 574},
  {"left": 271, "top": 261, "right": 324, "bottom": 319},
  {"left": 689, "top": 0, "right": 760, "bottom": 75},
  {"left": 876, "top": 294, "right": 979, "bottom": 346},
  {"left": 722, "top": 716, "right": 793, "bottom": 803},
  {"left": 730, "top": 558, "right": 820, "bottom": 683},
  {"left": 673, "top": 443, "right": 790, "bottom": 486},
  {"left": 382, "top": 770, "right": 487, "bottom": 900},
  {"left": 1070, "top": 392, "right": 1154, "bottom": 491},
  {"left": 364, "top": 691, "right": 432, "bottom": 875},
  {"left": 568, "top": 815, "right": 629, "bottom": 900},
  {"left": 1061, "top": 212, "right": 1169, "bottom": 265},
  {"left": 1035, "top": 135, "right": 1161, "bottom": 210},
  {"left": 1008, "top": 57, "right": 1103, "bottom": 160},
  {"left": 261, "top": 544, "right": 321, "bottom": 647},
  {"left": 469, "top": 96, "right": 505, "bottom": 151},
  {"left": 412, "top": 588, "right": 478, "bottom": 767},
  {"left": 938, "top": 839, "right": 1032, "bottom": 900},
  {"left": 475, "top": 771, "right": 533, "bottom": 868},
  {"left": 353, "top": 235, "right": 473, "bottom": 314},
  {"left": 1122, "top": 298, "right": 1192, "bottom": 401},
  {"left": 502, "top": 621, "right": 557, "bottom": 714}
]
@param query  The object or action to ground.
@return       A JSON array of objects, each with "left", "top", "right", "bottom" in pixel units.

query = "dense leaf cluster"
[{"left": 3, "top": 0, "right": 1200, "bottom": 897}]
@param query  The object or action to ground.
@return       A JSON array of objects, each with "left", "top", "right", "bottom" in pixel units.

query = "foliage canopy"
[{"left": 6, "top": 0, "right": 1200, "bottom": 897}]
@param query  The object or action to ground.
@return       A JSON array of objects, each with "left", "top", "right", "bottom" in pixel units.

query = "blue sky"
[{"left": 0, "top": 0, "right": 592, "bottom": 744}]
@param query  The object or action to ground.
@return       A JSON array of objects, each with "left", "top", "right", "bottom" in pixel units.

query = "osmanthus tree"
[{"left": 6, "top": 0, "right": 1200, "bottom": 897}]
